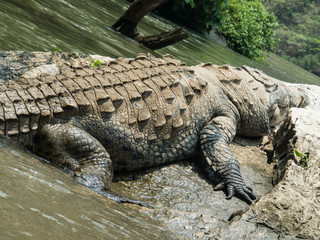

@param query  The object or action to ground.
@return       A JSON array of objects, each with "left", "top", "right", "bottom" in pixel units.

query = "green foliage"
[
  {"left": 87, "top": 59, "right": 102, "bottom": 67},
  {"left": 49, "top": 47, "right": 62, "bottom": 52},
  {"left": 157, "top": 0, "right": 277, "bottom": 61},
  {"left": 184, "top": 0, "right": 194, "bottom": 8},
  {"left": 263, "top": 0, "right": 320, "bottom": 76},
  {"left": 219, "top": 0, "right": 278, "bottom": 62},
  {"left": 294, "top": 149, "right": 311, "bottom": 168},
  {"left": 92, "top": 60, "right": 102, "bottom": 67},
  {"left": 157, "top": 0, "right": 227, "bottom": 32}
]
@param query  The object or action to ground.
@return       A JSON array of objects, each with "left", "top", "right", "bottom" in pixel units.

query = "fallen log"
[{"left": 112, "top": 0, "right": 189, "bottom": 50}]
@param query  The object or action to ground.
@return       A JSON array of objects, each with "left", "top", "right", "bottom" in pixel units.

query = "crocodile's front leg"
[
  {"left": 200, "top": 110, "right": 256, "bottom": 204},
  {"left": 33, "top": 122, "right": 149, "bottom": 206}
]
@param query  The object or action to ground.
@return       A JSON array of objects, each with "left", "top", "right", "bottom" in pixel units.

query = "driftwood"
[{"left": 112, "top": 0, "right": 189, "bottom": 50}]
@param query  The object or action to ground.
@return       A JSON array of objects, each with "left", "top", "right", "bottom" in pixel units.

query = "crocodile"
[{"left": 0, "top": 51, "right": 309, "bottom": 205}]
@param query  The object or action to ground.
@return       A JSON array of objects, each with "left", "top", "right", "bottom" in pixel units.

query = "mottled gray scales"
[{"left": 0, "top": 51, "right": 309, "bottom": 205}]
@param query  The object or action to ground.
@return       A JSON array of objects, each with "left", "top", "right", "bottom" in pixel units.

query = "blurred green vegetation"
[
  {"left": 156, "top": 0, "right": 225, "bottom": 32},
  {"left": 155, "top": 0, "right": 319, "bottom": 75},
  {"left": 156, "top": 0, "right": 278, "bottom": 62},
  {"left": 219, "top": 0, "right": 277, "bottom": 62},
  {"left": 262, "top": 0, "right": 320, "bottom": 76}
]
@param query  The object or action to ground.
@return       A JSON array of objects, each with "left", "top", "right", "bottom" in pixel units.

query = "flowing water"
[
  {"left": 1, "top": 0, "right": 319, "bottom": 84},
  {"left": 0, "top": 0, "right": 320, "bottom": 239},
  {"left": 0, "top": 138, "right": 176, "bottom": 240}
]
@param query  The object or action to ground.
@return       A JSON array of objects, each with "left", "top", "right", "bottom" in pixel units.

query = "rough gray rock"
[
  {"left": 114, "top": 136, "right": 275, "bottom": 239},
  {"left": 241, "top": 84, "right": 320, "bottom": 240}
]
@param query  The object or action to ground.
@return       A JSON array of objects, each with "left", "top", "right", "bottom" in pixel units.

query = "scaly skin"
[{"left": 0, "top": 51, "right": 309, "bottom": 204}]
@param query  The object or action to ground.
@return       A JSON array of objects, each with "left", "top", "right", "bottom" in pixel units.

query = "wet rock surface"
[
  {"left": 114, "top": 137, "right": 275, "bottom": 239},
  {"left": 114, "top": 84, "right": 320, "bottom": 239},
  {"left": 243, "top": 84, "right": 320, "bottom": 240}
]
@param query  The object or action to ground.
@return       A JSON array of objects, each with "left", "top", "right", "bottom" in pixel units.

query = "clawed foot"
[
  {"left": 214, "top": 181, "right": 256, "bottom": 204},
  {"left": 99, "top": 191, "right": 153, "bottom": 208},
  {"left": 76, "top": 174, "right": 153, "bottom": 208}
]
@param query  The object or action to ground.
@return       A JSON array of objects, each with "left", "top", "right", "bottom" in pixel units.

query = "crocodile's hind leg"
[{"left": 33, "top": 122, "right": 150, "bottom": 207}]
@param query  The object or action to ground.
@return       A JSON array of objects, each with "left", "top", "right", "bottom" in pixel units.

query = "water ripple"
[
  {"left": 30, "top": 208, "right": 63, "bottom": 225},
  {"left": 0, "top": 190, "right": 8, "bottom": 198},
  {"left": 9, "top": 167, "right": 73, "bottom": 194}
]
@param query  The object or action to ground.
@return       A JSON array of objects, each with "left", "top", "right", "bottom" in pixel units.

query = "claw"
[
  {"left": 214, "top": 182, "right": 225, "bottom": 191},
  {"left": 214, "top": 179, "right": 256, "bottom": 204},
  {"left": 244, "top": 186, "right": 256, "bottom": 200},
  {"left": 237, "top": 189, "right": 253, "bottom": 205},
  {"left": 100, "top": 191, "right": 153, "bottom": 208},
  {"left": 76, "top": 173, "right": 153, "bottom": 208},
  {"left": 226, "top": 185, "right": 235, "bottom": 199}
]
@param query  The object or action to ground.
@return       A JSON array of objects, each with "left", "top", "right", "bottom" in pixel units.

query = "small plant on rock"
[
  {"left": 294, "top": 149, "right": 310, "bottom": 169},
  {"left": 87, "top": 59, "right": 102, "bottom": 67},
  {"left": 49, "top": 47, "right": 62, "bottom": 52}
]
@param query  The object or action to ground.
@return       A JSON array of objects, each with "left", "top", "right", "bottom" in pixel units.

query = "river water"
[
  {"left": 1, "top": 0, "right": 319, "bottom": 85},
  {"left": 0, "top": 0, "right": 319, "bottom": 239}
]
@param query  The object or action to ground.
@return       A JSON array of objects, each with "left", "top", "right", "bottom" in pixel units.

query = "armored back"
[
  {"left": 195, "top": 63, "right": 270, "bottom": 137},
  {"left": 0, "top": 52, "right": 209, "bottom": 142}
]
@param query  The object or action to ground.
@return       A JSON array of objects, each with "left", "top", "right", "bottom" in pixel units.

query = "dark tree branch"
[
  {"left": 112, "top": 0, "right": 189, "bottom": 49},
  {"left": 140, "top": 27, "right": 189, "bottom": 50}
]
